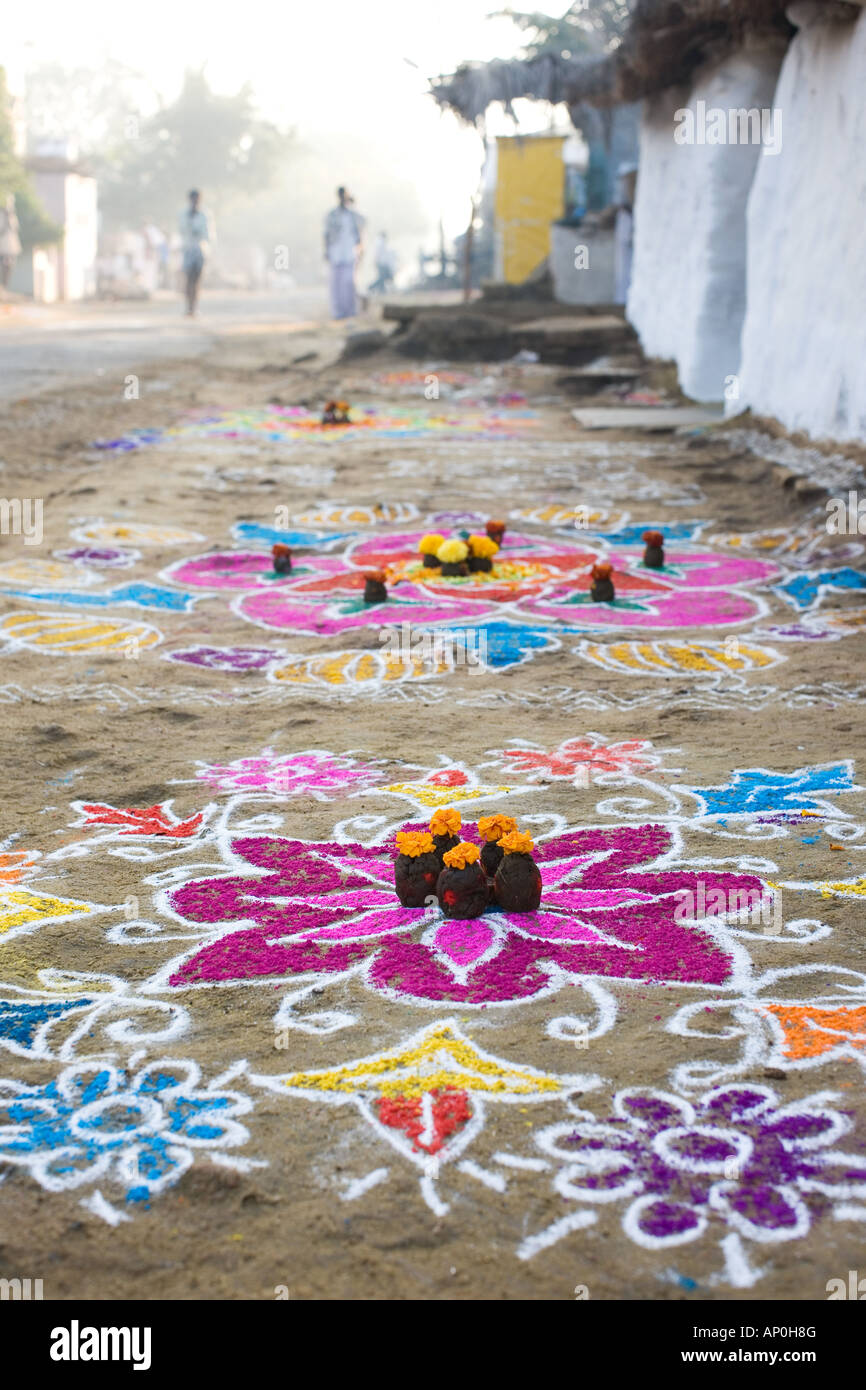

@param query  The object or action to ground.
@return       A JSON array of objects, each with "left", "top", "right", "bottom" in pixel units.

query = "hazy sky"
[{"left": 5, "top": 0, "right": 572, "bottom": 236}]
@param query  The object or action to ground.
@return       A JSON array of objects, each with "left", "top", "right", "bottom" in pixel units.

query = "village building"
[{"left": 432, "top": 0, "right": 866, "bottom": 444}]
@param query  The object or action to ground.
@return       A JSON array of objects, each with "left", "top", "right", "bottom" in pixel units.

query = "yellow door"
[{"left": 495, "top": 135, "right": 565, "bottom": 283}]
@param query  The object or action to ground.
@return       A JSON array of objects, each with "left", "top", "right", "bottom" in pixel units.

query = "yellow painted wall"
[{"left": 494, "top": 135, "right": 565, "bottom": 284}]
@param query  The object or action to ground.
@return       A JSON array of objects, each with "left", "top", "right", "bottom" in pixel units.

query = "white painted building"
[
  {"left": 625, "top": 3, "right": 866, "bottom": 442},
  {"left": 434, "top": 0, "right": 866, "bottom": 444},
  {"left": 11, "top": 141, "right": 98, "bottom": 303}
]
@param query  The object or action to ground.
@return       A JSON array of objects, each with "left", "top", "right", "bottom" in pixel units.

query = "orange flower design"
[{"left": 768, "top": 1004, "right": 866, "bottom": 1060}]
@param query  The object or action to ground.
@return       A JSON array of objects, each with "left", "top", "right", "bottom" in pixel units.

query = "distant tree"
[
  {"left": 24, "top": 59, "right": 161, "bottom": 158},
  {"left": 494, "top": 2, "right": 632, "bottom": 59},
  {"left": 499, "top": 3, "right": 636, "bottom": 208},
  {"left": 98, "top": 69, "right": 293, "bottom": 230},
  {"left": 0, "top": 67, "right": 61, "bottom": 245}
]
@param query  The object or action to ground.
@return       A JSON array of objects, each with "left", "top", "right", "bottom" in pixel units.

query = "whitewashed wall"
[
  {"left": 627, "top": 44, "right": 785, "bottom": 402},
  {"left": 738, "top": 6, "right": 866, "bottom": 442}
]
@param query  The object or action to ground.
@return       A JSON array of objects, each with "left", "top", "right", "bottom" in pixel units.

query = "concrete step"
[{"left": 571, "top": 405, "right": 724, "bottom": 431}]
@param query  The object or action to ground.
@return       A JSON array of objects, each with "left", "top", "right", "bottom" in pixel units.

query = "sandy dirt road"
[{"left": 0, "top": 298, "right": 865, "bottom": 1301}]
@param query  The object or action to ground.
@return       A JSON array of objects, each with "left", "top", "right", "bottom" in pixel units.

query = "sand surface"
[{"left": 1, "top": 316, "right": 865, "bottom": 1300}]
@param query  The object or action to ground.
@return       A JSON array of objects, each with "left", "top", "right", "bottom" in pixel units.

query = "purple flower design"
[{"left": 536, "top": 1084, "right": 866, "bottom": 1249}]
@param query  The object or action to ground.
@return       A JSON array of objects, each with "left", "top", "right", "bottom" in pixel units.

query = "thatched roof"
[{"left": 431, "top": 0, "right": 861, "bottom": 118}]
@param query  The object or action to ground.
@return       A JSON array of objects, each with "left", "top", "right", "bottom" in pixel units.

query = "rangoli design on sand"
[
  {"left": 2, "top": 740, "right": 864, "bottom": 1276},
  {"left": 489, "top": 735, "right": 668, "bottom": 782},
  {"left": 191, "top": 748, "right": 384, "bottom": 799},
  {"left": 158, "top": 820, "right": 764, "bottom": 1004},
  {"left": 0, "top": 1059, "right": 261, "bottom": 1223},
  {"left": 92, "top": 404, "right": 540, "bottom": 453},
  {"left": 230, "top": 533, "right": 779, "bottom": 639},
  {"left": 521, "top": 1084, "right": 866, "bottom": 1283},
  {"left": 0, "top": 611, "right": 162, "bottom": 654},
  {"left": 249, "top": 1020, "right": 599, "bottom": 1216},
  {"left": 71, "top": 521, "right": 204, "bottom": 547}
]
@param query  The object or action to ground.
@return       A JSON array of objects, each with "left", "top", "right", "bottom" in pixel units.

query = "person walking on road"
[
  {"left": 324, "top": 186, "right": 365, "bottom": 320},
  {"left": 178, "top": 189, "right": 213, "bottom": 316},
  {"left": 369, "top": 230, "right": 396, "bottom": 294}
]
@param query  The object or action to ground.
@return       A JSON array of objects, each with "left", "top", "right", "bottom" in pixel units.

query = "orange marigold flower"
[
  {"left": 499, "top": 830, "right": 535, "bottom": 855},
  {"left": 477, "top": 813, "right": 518, "bottom": 843},
  {"left": 442, "top": 841, "right": 481, "bottom": 869},
  {"left": 395, "top": 830, "right": 436, "bottom": 858},
  {"left": 467, "top": 534, "right": 499, "bottom": 559},
  {"left": 429, "top": 807, "right": 461, "bottom": 837}
]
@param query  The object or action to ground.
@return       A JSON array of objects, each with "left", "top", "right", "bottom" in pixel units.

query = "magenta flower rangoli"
[
  {"left": 163, "top": 530, "right": 778, "bottom": 639},
  {"left": 165, "top": 823, "right": 763, "bottom": 1004}
]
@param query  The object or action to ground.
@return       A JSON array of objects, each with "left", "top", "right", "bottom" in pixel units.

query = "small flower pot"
[
  {"left": 480, "top": 840, "right": 505, "bottom": 877},
  {"left": 363, "top": 576, "right": 388, "bottom": 604},
  {"left": 493, "top": 851, "right": 542, "bottom": 913},
  {"left": 394, "top": 851, "right": 441, "bottom": 907},
  {"left": 590, "top": 577, "right": 616, "bottom": 603},
  {"left": 468, "top": 555, "right": 493, "bottom": 573},
  {"left": 272, "top": 544, "right": 293, "bottom": 575},
  {"left": 437, "top": 861, "right": 489, "bottom": 919},
  {"left": 643, "top": 543, "right": 665, "bottom": 569},
  {"left": 440, "top": 561, "right": 466, "bottom": 577},
  {"left": 422, "top": 553, "right": 441, "bottom": 569},
  {"left": 432, "top": 832, "right": 460, "bottom": 870}
]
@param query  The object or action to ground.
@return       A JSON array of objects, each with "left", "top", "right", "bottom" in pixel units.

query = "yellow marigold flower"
[
  {"left": 418, "top": 533, "right": 446, "bottom": 555},
  {"left": 442, "top": 841, "right": 481, "bottom": 869},
  {"left": 429, "top": 807, "right": 461, "bottom": 838},
  {"left": 468, "top": 534, "right": 499, "bottom": 559},
  {"left": 477, "top": 813, "right": 518, "bottom": 843},
  {"left": 436, "top": 538, "right": 469, "bottom": 564},
  {"left": 395, "top": 830, "right": 436, "bottom": 858},
  {"left": 499, "top": 830, "right": 535, "bottom": 855}
]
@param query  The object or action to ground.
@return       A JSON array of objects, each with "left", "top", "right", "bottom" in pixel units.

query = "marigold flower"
[
  {"left": 477, "top": 813, "right": 518, "bottom": 843},
  {"left": 591, "top": 562, "right": 613, "bottom": 580},
  {"left": 395, "top": 830, "right": 436, "bottom": 858},
  {"left": 436, "top": 538, "right": 469, "bottom": 564},
  {"left": 429, "top": 807, "right": 461, "bottom": 837},
  {"left": 499, "top": 830, "right": 535, "bottom": 855},
  {"left": 418, "top": 533, "right": 446, "bottom": 555},
  {"left": 468, "top": 534, "right": 499, "bottom": 559},
  {"left": 442, "top": 841, "right": 481, "bottom": 869}
]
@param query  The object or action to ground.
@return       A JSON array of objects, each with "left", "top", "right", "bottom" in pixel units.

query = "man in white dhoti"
[{"left": 324, "top": 187, "right": 365, "bottom": 319}]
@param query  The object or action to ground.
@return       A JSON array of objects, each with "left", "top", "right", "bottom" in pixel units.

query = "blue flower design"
[{"left": 0, "top": 1059, "right": 256, "bottom": 1205}]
